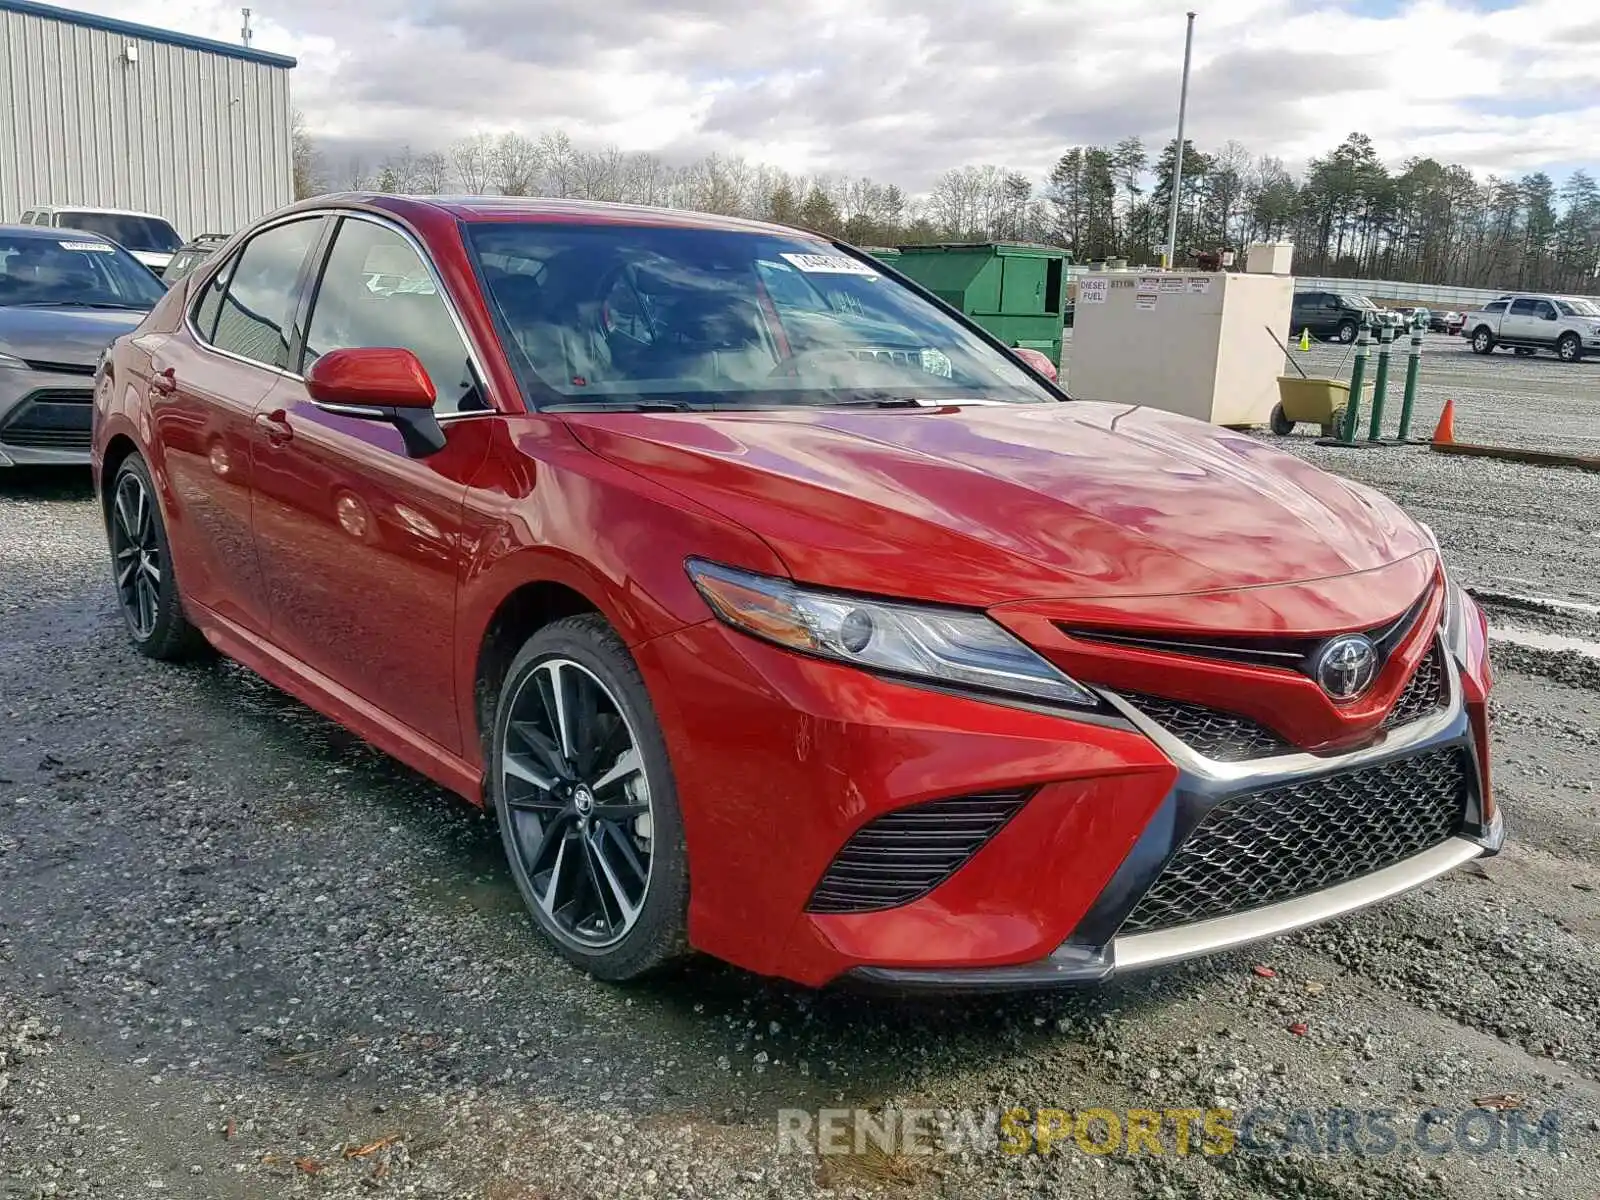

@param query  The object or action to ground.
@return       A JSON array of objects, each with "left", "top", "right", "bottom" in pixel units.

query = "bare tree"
[
  {"left": 493, "top": 132, "right": 539, "bottom": 196},
  {"left": 413, "top": 151, "right": 451, "bottom": 194},
  {"left": 538, "top": 131, "right": 578, "bottom": 198},
  {"left": 342, "top": 155, "right": 371, "bottom": 191},
  {"left": 451, "top": 133, "right": 496, "bottom": 193}
]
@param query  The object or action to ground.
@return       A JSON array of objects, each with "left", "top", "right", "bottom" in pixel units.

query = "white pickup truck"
[{"left": 1461, "top": 293, "right": 1600, "bottom": 363}]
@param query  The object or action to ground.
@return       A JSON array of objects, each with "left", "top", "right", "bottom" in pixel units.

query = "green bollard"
[
  {"left": 1368, "top": 321, "right": 1395, "bottom": 441},
  {"left": 1338, "top": 315, "right": 1371, "bottom": 444},
  {"left": 1397, "top": 312, "right": 1425, "bottom": 442}
]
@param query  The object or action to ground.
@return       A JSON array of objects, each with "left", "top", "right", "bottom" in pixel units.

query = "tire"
[
  {"left": 1269, "top": 403, "right": 1294, "bottom": 436},
  {"left": 1336, "top": 320, "right": 1357, "bottom": 344},
  {"left": 489, "top": 614, "right": 689, "bottom": 981},
  {"left": 1321, "top": 406, "right": 1346, "bottom": 440},
  {"left": 106, "top": 455, "right": 210, "bottom": 661},
  {"left": 1557, "top": 332, "right": 1583, "bottom": 363},
  {"left": 1471, "top": 327, "right": 1495, "bottom": 355}
]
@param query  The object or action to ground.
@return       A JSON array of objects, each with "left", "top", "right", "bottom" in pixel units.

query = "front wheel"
[
  {"left": 490, "top": 614, "right": 689, "bottom": 981},
  {"left": 1336, "top": 320, "right": 1357, "bottom": 344},
  {"left": 1471, "top": 328, "right": 1495, "bottom": 355},
  {"left": 1269, "top": 403, "right": 1294, "bottom": 436},
  {"left": 107, "top": 455, "right": 210, "bottom": 661},
  {"left": 1558, "top": 332, "right": 1583, "bottom": 363}
]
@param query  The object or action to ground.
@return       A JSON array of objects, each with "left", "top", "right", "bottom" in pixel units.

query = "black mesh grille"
[
  {"left": 1120, "top": 694, "right": 1293, "bottom": 762},
  {"left": 1120, "top": 748, "right": 1470, "bottom": 935},
  {"left": 1382, "top": 645, "right": 1446, "bottom": 730},
  {"left": 807, "top": 791, "right": 1030, "bottom": 914},
  {"left": 0, "top": 389, "right": 94, "bottom": 451}
]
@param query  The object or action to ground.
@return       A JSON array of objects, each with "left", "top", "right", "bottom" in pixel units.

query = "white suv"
[
  {"left": 16, "top": 206, "right": 183, "bottom": 273},
  {"left": 1462, "top": 293, "right": 1600, "bottom": 363}
]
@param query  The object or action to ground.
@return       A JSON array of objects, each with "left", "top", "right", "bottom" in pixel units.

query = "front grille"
[
  {"left": 0, "top": 388, "right": 93, "bottom": 450},
  {"left": 1382, "top": 644, "right": 1446, "bottom": 730},
  {"left": 20, "top": 358, "right": 97, "bottom": 376},
  {"left": 807, "top": 790, "right": 1030, "bottom": 914},
  {"left": 1119, "top": 748, "right": 1470, "bottom": 935},
  {"left": 1063, "top": 590, "right": 1433, "bottom": 678},
  {"left": 1120, "top": 693, "right": 1293, "bottom": 762}
]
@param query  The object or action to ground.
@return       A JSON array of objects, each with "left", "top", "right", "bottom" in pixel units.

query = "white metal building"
[{"left": 0, "top": 0, "right": 296, "bottom": 238}]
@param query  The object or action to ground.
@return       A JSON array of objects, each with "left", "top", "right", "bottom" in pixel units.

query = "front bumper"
[
  {"left": 0, "top": 365, "right": 97, "bottom": 467},
  {"left": 638, "top": 606, "right": 1495, "bottom": 990}
]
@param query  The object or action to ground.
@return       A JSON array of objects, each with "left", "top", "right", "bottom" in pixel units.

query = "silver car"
[{"left": 0, "top": 224, "right": 165, "bottom": 467}]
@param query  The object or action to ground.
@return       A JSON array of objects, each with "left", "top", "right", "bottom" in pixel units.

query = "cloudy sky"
[{"left": 76, "top": 0, "right": 1600, "bottom": 189}]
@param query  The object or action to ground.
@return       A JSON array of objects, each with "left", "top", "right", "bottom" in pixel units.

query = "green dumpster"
[{"left": 889, "top": 242, "right": 1070, "bottom": 366}]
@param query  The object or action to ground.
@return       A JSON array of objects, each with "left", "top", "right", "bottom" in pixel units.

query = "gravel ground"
[{"left": 3, "top": 349, "right": 1599, "bottom": 1197}]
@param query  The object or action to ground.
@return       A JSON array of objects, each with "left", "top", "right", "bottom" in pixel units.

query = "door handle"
[
  {"left": 254, "top": 410, "right": 294, "bottom": 445},
  {"left": 149, "top": 366, "right": 177, "bottom": 396}
]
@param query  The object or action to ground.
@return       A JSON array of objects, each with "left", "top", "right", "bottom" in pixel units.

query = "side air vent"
[{"left": 806, "top": 791, "right": 1031, "bottom": 914}]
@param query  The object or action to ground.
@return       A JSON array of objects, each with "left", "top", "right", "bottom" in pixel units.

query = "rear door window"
[{"left": 207, "top": 218, "right": 325, "bottom": 370}]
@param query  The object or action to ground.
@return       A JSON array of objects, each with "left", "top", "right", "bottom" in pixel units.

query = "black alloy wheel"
[
  {"left": 491, "top": 615, "right": 688, "bottom": 979},
  {"left": 107, "top": 456, "right": 208, "bottom": 660}
]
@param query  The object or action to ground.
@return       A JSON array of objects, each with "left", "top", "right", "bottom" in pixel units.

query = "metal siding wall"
[{"left": 0, "top": 8, "right": 292, "bottom": 235}]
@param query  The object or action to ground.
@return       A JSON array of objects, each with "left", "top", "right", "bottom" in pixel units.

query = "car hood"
[
  {"left": 129, "top": 249, "right": 174, "bottom": 271},
  {"left": 563, "top": 401, "right": 1433, "bottom": 608},
  {"left": 0, "top": 306, "right": 147, "bottom": 365}
]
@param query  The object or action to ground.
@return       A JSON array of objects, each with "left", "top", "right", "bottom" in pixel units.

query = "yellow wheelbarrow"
[{"left": 1271, "top": 375, "right": 1351, "bottom": 438}]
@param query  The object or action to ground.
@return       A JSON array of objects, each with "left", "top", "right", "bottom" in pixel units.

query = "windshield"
[
  {"left": 1342, "top": 294, "right": 1378, "bottom": 310},
  {"left": 57, "top": 212, "right": 182, "bottom": 254},
  {"left": 1559, "top": 297, "right": 1600, "bottom": 317},
  {"left": 0, "top": 232, "right": 167, "bottom": 308},
  {"left": 464, "top": 222, "right": 1054, "bottom": 409}
]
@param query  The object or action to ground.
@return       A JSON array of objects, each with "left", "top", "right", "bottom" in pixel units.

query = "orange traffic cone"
[{"left": 1432, "top": 399, "right": 1456, "bottom": 445}]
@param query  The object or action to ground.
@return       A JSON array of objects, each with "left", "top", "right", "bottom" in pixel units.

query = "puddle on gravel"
[{"left": 1489, "top": 625, "right": 1600, "bottom": 659}]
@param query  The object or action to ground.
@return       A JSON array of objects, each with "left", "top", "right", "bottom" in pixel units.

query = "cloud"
[{"left": 66, "top": 0, "right": 1600, "bottom": 189}]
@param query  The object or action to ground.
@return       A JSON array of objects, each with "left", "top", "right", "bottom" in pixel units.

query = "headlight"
[
  {"left": 686, "top": 560, "right": 1098, "bottom": 707},
  {"left": 0, "top": 350, "right": 29, "bottom": 370}
]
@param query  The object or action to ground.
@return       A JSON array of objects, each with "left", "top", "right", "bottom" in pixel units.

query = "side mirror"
[
  {"left": 1011, "top": 346, "right": 1058, "bottom": 382},
  {"left": 305, "top": 346, "right": 446, "bottom": 458}
]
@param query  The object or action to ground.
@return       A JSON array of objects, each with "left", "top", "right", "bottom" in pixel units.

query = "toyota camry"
[{"left": 91, "top": 195, "right": 1500, "bottom": 989}]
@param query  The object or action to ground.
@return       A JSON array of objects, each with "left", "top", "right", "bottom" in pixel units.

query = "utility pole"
[
  {"left": 1163, "top": 11, "right": 1196, "bottom": 269},
  {"left": 241, "top": 8, "right": 253, "bottom": 47}
]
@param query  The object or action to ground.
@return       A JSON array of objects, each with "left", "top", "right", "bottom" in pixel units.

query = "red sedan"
[{"left": 91, "top": 196, "right": 1501, "bottom": 989}]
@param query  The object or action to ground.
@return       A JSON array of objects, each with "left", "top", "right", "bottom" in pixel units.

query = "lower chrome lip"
[{"left": 1111, "top": 831, "right": 1491, "bottom": 972}]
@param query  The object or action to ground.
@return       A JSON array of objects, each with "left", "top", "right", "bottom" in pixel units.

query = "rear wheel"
[
  {"left": 107, "top": 455, "right": 210, "bottom": 661},
  {"left": 1558, "top": 332, "right": 1583, "bottom": 363},
  {"left": 1471, "top": 327, "right": 1495, "bottom": 355},
  {"left": 1269, "top": 403, "right": 1294, "bottom": 436},
  {"left": 490, "top": 614, "right": 689, "bottom": 981}
]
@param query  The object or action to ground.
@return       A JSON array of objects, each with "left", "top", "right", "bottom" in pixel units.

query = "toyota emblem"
[{"left": 1313, "top": 634, "right": 1379, "bottom": 701}]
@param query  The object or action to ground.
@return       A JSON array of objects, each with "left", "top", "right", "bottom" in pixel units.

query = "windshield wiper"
[
  {"left": 819, "top": 394, "right": 1002, "bottom": 409},
  {"left": 7, "top": 300, "right": 146, "bottom": 310},
  {"left": 541, "top": 399, "right": 693, "bottom": 413}
]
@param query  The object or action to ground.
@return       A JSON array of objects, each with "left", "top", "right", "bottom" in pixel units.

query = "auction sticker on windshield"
[
  {"left": 779, "top": 252, "right": 879, "bottom": 276},
  {"left": 59, "top": 241, "right": 115, "bottom": 252}
]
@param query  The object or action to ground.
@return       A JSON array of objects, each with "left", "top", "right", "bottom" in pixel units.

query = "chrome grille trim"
[
  {"left": 1112, "top": 835, "right": 1488, "bottom": 971},
  {"left": 1098, "top": 649, "right": 1461, "bottom": 785}
]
